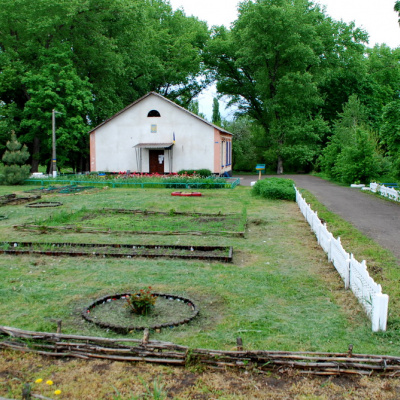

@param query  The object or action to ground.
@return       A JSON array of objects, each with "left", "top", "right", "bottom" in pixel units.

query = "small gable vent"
[{"left": 147, "top": 110, "right": 161, "bottom": 117}]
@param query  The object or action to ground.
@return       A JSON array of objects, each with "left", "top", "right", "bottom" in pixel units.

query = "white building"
[{"left": 89, "top": 92, "right": 233, "bottom": 175}]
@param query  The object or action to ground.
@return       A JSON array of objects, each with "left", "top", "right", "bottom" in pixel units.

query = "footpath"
[{"left": 237, "top": 174, "right": 400, "bottom": 263}]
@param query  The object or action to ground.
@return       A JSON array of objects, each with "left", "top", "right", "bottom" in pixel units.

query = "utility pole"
[{"left": 52, "top": 109, "right": 61, "bottom": 177}]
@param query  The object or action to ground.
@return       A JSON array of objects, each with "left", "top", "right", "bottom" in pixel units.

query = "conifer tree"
[{"left": 2, "top": 131, "right": 31, "bottom": 184}]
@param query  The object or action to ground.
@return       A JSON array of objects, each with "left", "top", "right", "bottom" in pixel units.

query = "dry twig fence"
[{"left": 1, "top": 326, "right": 399, "bottom": 377}]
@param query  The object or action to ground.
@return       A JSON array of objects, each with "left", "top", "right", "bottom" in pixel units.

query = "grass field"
[
  {"left": 0, "top": 184, "right": 398, "bottom": 355},
  {"left": 1, "top": 183, "right": 400, "bottom": 399}
]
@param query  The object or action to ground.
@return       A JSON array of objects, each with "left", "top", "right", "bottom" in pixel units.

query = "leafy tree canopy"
[
  {"left": 204, "top": 0, "right": 367, "bottom": 174},
  {"left": 0, "top": 0, "right": 209, "bottom": 171}
]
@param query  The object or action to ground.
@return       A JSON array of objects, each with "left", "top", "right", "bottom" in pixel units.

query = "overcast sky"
[{"left": 168, "top": 0, "right": 400, "bottom": 118}]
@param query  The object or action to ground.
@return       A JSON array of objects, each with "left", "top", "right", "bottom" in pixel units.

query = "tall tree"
[
  {"left": 204, "top": 0, "right": 367, "bottom": 173},
  {"left": 381, "top": 100, "right": 400, "bottom": 177},
  {"left": 212, "top": 98, "right": 222, "bottom": 126},
  {"left": 395, "top": 1, "right": 400, "bottom": 24},
  {"left": 0, "top": 0, "right": 210, "bottom": 171},
  {"left": 187, "top": 100, "right": 206, "bottom": 119},
  {"left": 364, "top": 45, "right": 400, "bottom": 129}
]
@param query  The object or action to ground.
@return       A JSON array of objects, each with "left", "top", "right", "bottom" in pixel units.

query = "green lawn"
[{"left": 0, "top": 184, "right": 399, "bottom": 355}]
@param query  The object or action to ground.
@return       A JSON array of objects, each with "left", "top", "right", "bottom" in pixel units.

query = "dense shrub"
[
  {"left": 177, "top": 169, "right": 212, "bottom": 177},
  {"left": 252, "top": 178, "right": 296, "bottom": 201}
]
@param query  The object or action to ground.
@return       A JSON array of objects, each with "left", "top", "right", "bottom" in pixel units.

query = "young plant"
[{"left": 125, "top": 287, "right": 157, "bottom": 315}]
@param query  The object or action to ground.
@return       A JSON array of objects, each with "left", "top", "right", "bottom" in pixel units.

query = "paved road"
[{"left": 237, "top": 174, "right": 400, "bottom": 262}]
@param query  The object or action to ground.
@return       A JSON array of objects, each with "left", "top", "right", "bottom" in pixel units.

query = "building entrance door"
[{"left": 149, "top": 150, "right": 165, "bottom": 174}]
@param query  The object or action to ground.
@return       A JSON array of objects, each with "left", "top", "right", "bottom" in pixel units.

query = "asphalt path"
[{"left": 237, "top": 174, "right": 400, "bottom": 263}]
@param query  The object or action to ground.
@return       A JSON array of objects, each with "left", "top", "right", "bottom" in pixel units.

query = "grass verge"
[
  {"left": 0, "top": 185, "right": 398, "bottom": 355},
  {"left": 299, "top": 188, "right": 400, "bottom": 339}
]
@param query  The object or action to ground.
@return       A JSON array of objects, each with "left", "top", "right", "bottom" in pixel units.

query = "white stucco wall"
[{"left": 91, "top": 94, "right": 222, "bottom": 173}]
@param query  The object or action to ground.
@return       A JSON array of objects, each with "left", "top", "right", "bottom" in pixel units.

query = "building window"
[
  {"left": 147, "top": 110, "right": 161, "bottom": 117},
  {"left": 151, "top": 124, "right": 157, "bottom": 133}
]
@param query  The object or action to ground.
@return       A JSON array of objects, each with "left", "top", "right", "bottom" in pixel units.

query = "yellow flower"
[
  {"left": 35, "top": 378, "right": 43, "bottom": 383},
  {"left": 54, "top": 389, "right": 62, "bottom": 395},
  {"left": 46, "top": 380, "right": 53, "bottom": 386}
]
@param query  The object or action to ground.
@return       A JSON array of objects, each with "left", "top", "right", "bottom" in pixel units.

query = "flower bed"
[
  {"left": 82, "top": 292, "right": 199, "bottom": 333},
  {"left": 25, "top": 172, "right": 239, "bottom": 189}
]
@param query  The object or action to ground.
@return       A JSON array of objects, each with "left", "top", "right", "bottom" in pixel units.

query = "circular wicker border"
[
  {"left": 26, "top": 201, "right": 63, "bottom": 208},
  {"left": 82, "top": 292, "right": 199, "bottom": 333}
]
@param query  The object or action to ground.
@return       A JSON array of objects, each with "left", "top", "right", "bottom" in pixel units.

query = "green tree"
[
  {"left": 204, "top": 0, "right": 366, "bottom": 174},
  {"left": 187, "top": 100, "right": 206, "bottom": 119},
  {"left": 0, "top": 0, "right": 210, "bottom": 171},
  {"left": 224, "top": 116, "right": 259, "bottom": 171},
  {"left": 319, "top": 95, "right": 379, "bottom": 184},
  {"left": 1, "top": 131, "right": 31, "bottom": 184},
  {"left": 395, "top": 1, "right": 400, "bottom": 24},
  {"left": 212, "top": 97, "right": 222, "bottom": 126},
  {"left": 19, "top": 50, "right": 94, "bottom": 172},
  {"left": 317, "top": 24, "right": 370, "bottom": 132},
  {"left": 381, "top": 100, "right": 400, "bottom": 177},
  {"left": 364, "top": 45, "right": 400, "bottom": 130}
]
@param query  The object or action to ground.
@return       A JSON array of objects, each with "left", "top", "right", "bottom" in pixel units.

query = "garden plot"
[
  {"left": 15, "top": 207, "right": 246, "bottom": 237},
  {"left": 0, "top": 193, "right": 40, "bottom": 206},
  {"left": 0, "top": 241, "right": 232, "bottom": 262}
]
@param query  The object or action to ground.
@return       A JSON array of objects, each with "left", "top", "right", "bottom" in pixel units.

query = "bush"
[
  {"left": 252, "top": 178, "right": 295, "bottom": 201},
  {"left": 177, "top": 169, "right": 212, "bottom": 177}
]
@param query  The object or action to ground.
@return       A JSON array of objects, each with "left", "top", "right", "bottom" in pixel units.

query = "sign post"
[{"left": 255, "top": 164, "right": 266, "bottom": 180}]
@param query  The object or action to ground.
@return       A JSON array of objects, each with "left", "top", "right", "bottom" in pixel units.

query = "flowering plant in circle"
[{"left": 125, "top": 287, "right": 157, "bottom": 315}]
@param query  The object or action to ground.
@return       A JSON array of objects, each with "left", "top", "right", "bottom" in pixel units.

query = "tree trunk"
[
  {"left": 277, "top": 156, "right": 283, "bottom": 174},
  {"left": 30, "top": 136, "right": 40, "bottom": 173}
]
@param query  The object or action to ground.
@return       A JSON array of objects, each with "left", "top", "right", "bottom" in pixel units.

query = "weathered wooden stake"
[
  {"left": 56, "top": 320, "right": 62, "bottom": 334},
  {"left": 347, "top": 344, "right": 353, "bottom": 358},
  {"left": 237, "top": 337, "right": 243, "bottom": 351},
  {"left": 142, "top": 328, "right": 149, "bottom": 346}
]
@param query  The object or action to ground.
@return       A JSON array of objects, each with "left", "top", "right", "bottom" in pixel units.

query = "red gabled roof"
[{"left": 88, "top": 92, "right": 233, "bottom": 136}]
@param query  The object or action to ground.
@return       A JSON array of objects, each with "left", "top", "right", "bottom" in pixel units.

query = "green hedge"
[{"left": 252, "top": 178, "right": 296, "bottom": 201}]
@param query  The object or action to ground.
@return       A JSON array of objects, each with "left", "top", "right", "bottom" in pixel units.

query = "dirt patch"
[
  {"left": 248, "top": 218, "right": 269, "bottom": 226},
  {"left": 2, "top": 351, "right": 399, "bottom": 400}
]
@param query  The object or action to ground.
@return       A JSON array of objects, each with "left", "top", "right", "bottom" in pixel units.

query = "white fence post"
[
  {"left": 295, "top": 186, "right": 389, "bottom": 331},
  {"left": 330, "top": 237, "right": 350, "bottom": 289},
  {"left": 372, "top": 293, "right": 389, "bottom": 332},
  {"left": 370, "top": 182, "right": 400, "bottom": 202}
]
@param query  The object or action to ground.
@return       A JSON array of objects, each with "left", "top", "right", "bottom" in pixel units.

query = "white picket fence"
[
  {"left": 370, "top": 182, "right": 400, "bottom": 202},
  {"left": 295, "top": 187, "right": 389, "bottom": 332}
]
